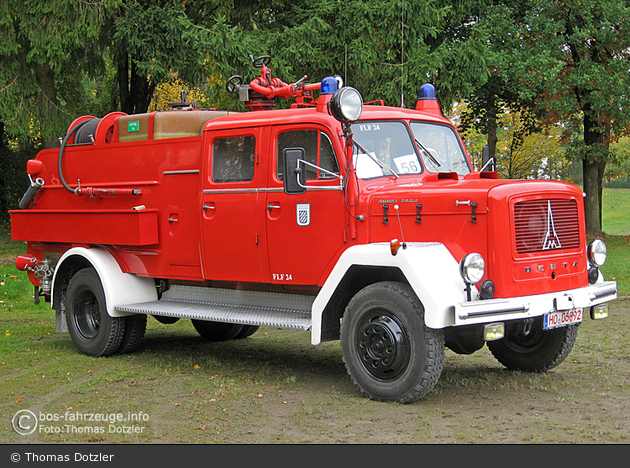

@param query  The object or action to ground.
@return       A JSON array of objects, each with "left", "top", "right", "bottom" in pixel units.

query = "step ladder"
[{"left": 114, "top": 284, "right": 314, "bottom": 330}]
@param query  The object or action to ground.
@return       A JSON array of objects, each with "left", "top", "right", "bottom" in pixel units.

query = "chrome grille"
[{"left": 514, "top": 199, "right": 580, "bottom": 254}]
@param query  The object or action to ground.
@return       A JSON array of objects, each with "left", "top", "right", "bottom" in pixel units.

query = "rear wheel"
[
  {"left": 487, "top": 317, "right": 578, "bottom": 372},
  {"left": 340, "top": 282, "right": 444, "bottom": 403},
  {"left": 118, "top": 314, "right": 147, "bottom": 354},
  {"left": 234, "top": 325, "right": 259, "bottom": 339},
  {"left": 191, "top": 320, "right": 244, "bottom": 341},
  {"left": 65, "top": 269, "right": 125, "bottom": 357}
]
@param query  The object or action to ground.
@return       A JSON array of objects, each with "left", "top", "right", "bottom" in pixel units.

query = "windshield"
[
  {"left": 410, "top": 121, "right": 470, "bottom": 175},
  {"left": 351, "top": 121, "right": 421, "bottom": 179}
]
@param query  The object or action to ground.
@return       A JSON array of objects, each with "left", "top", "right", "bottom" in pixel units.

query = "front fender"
[
  {"left": 52, "top": 247, "right": 158, "bottom": 318},
  {"left": 311, "top": 242, "right": 466, "bottom": 344}
]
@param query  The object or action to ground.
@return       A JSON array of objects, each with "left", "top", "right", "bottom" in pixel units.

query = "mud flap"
[{"left": 56, "top": 308, "right": 68, "bottom": 333}]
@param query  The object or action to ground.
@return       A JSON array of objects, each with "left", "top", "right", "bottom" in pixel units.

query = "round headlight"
[
  {"left": 460, "top": 253, "right": 485, "bottom": 284},
  {"left": 329, "top": 86, "right": 363, "bottom": 123},
  {"left": 587, "top": 239, "right": 607, "bottom": 267}
]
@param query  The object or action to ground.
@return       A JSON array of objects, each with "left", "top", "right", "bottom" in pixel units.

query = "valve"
[{"left": 15, "top": 255, "right": 54, "bottom": 293}]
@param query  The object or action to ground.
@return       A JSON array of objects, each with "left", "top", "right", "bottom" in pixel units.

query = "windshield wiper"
[
  {"left": 353, "top": 139, "right": 399, "bottom": 178},
  {"left": 414, "top": 138, "right": 443, "bottom": 170}
]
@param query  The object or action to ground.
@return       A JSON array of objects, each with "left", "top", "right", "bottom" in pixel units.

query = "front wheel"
[
  {"left": 487, "top": 317, "right": 578, "bottom": 372},
  {"left": 340, "top": 282, "right": 444, "bottom": 403},
  {"left": 65, "top": 269, "right": 125, "bottom": 357}
]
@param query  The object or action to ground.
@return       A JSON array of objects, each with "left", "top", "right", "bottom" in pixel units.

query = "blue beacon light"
[
  {"left": 415, "top": 83, "right": 441, "bottom": 116},
  {"left": 418, "top": 83, "right": 437, "bottom": 100},
  {"left": 321, "top": 76, "right": 339, "bottom": 95}
]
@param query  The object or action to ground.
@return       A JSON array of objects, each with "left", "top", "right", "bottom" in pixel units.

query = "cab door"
[
  {"left": 265, "top": 126, "right": 347, "bottom": 286},
  {"left": 201, "top": 128, "right": 266, "bottom": 282}
]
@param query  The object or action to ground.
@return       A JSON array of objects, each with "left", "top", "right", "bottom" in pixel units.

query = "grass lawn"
[{"left": 602, "top": 187, "right": 630, "bottom": 236}]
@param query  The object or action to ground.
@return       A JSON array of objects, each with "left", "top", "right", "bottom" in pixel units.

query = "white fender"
[
  {"left": 52, "top": 247, "right": 158, "bottom": 317},
  {"left": 311, "top": 242, "right": 467, "bottom": 345}
]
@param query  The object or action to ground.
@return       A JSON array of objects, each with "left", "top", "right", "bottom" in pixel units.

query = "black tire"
[
  {"left": 340, "top": 282, "right": 445, "bottom": 403},
  {"left": 191, "top": 320, "right": 244, "bottom": 341},
  {"left": 234, "top": 325, "right": 259, "bottom": 339},
  {"left": 487, "top": 317, "right": 578, "bottom": 372},
  {"left": 65, "top": 269, "right": 125, "bottom": 357},
  {"left": 117, "top": 314, "right": 147, "bottom": 354}
]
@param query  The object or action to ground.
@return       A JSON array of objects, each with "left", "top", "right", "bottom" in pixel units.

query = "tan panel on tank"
[{"left": 153, "top": 110, "right": 231, "bottom": 140}]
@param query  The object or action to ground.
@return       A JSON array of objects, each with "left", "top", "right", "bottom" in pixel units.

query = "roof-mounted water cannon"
[
  {"left": 226, "top": 54, "right": 323, "bottom": 111},
  {"left": 415, "top": 83, "right": 442, "bottom": 117}
]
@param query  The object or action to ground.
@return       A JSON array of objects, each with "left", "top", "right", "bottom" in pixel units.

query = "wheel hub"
[
  {"left": 73, "top": 290, "right": 101, "bottom": 340},
  {"left": 357, "top": 314, "right": 410, "bottom": 380}
]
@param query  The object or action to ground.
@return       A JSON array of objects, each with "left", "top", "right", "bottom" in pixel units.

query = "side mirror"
[
  {"left": 283, "top": 147, "right": 306, "bottom": 194},
  {"left": 481, "top": 144, "right": 495, "bottom": 172}
]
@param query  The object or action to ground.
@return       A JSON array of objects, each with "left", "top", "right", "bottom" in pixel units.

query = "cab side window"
[
  {"left": 277, "top": 130, "right": 339, "bottom": 180},
  {"left": 212, "top": 136, "right": 256, "bottom": 183}
]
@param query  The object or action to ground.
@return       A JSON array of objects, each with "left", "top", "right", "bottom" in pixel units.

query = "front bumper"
[{"left": 454, "top": 280, "right": 617, "bottom": 326}]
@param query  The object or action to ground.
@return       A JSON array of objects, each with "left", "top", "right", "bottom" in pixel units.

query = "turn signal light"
[{"left": 390, "top": 239, "right": 402, "bottom": 256}]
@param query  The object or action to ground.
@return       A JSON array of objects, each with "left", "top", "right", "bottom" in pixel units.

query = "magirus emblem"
[{"left": 542, "top": 200, "right": 561, "bottom": 250}]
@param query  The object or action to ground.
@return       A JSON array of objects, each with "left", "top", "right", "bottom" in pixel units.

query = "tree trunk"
[
  {"left": 583, "top": 157, "right": 601, "bottom": 237},
  {"left": 33, "top": 61, "right": 60, "bottom": 149},
  {"left": 0, "top": 121, "right": 7, "bottom": 216},
  {"left": 487, "top": 98, "right": 498, "bottom": 165},
  {"left": 582, "top": 110, "right": 605, "bottom": 238},
  {"left": 116, "top": 52, "right": 155, "bottom": 115}
]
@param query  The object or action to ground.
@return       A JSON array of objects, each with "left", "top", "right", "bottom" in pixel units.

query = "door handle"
[
  {"left": 266, "top": 203, "right": 281, "bottom": 211},
  {"left": 202, "top": 204, "right": 215, "bottom": 211}
]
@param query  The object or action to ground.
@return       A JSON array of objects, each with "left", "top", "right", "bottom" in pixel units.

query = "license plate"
[{"left": 544, "top": 308, "right": 583, "bottom": 329}]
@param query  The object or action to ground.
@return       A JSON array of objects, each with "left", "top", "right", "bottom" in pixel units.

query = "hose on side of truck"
[
  {"left": 58, "top": 118, "right": 142, "bottom": 197},
  {"left": 58, "top": 119, "right": 91, "bottom": 194}
]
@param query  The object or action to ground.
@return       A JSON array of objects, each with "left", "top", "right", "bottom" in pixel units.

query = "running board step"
[{"left": 114, "top": 285, "right": 314, "bottom": 331}]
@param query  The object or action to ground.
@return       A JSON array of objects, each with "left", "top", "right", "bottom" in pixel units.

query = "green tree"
[
  {"left": 108, "top": 0, "right": 208, "bottom": 114},
  {"left": 481, "top": 0, "right": 630, "bottom": 236},
  {"left": 605, "top": 137, "right": 630, "bottom": 187},
  {"left": 0, "top": 0, "right": 115, "bottom": 147},
  {"left": 190, "top": 0, "right": 459, "bottom": 107}
]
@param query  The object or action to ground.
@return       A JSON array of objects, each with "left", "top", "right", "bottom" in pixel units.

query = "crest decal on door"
[{"left": 296, "top": 203, "right": 310, "bottom": 226}]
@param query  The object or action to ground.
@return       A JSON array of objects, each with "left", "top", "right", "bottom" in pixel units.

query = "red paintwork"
[{"left": 10, "top": 88, "right": 589, "bottom": 299}]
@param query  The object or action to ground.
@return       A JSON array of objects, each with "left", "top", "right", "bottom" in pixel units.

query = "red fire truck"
[{"left": 10, "top": 56, "right": 617, "bottom": 403}]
